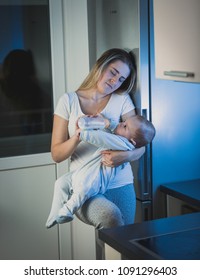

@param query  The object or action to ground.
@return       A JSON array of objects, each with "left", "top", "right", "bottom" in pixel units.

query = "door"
[{"left": 0, "top": 0, "right": 68, "bottom": 259}]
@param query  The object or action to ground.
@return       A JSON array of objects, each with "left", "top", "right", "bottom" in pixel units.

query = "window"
[{"left": 0, "top": 0, "right": 53, "bottom": 157}]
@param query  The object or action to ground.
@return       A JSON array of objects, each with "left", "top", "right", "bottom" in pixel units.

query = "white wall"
[
  {"left": 88, "top": 0, "right": 139, "bottom": 64},
  {"left": 63, "top": 0, "right": 90, "bottom": 91}
]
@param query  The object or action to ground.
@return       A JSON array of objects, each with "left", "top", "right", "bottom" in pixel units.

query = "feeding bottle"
[{"left": 78, "top": 116, "right": 106, "bottom": 130}]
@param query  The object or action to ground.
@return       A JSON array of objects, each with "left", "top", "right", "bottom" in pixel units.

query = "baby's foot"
[
  {"left": 46, "top": 218, "right": 58, "bottom": 229},
  {"left": 56, "top": 205, "right": 73, "bottom": 224}
]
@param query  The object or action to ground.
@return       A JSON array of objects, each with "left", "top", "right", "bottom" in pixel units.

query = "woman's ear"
[{"left": 130, "top": 138, "right": 136, "bottom": 146}]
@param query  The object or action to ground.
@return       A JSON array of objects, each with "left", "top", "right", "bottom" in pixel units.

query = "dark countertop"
[
  {"left": 160, "top": 179, "right": 200, "bottom": 207},
  {"left": 98, "top": 212, "right": 200, "bottom": 260},
  {"left": 132, "top": 227, "right": 200, "bottom": 260}
]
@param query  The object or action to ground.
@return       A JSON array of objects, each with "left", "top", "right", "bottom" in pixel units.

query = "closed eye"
[
  {"left": 111, "top": 69, "right": 117, "bottom": 76},
  {"left": 110, "top": 67, "right": 126, "bottom": 83}
]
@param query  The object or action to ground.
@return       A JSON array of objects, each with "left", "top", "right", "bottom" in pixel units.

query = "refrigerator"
[
  {"left": 149, "top": 0, "right": 200, "bottom": 218},
  {"left": 88, "top": 0, "right": 200, "bottom": 222}
]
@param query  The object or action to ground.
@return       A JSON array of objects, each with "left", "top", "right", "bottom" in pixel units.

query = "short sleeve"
[
  {"left": 121, "top": 93, "right": 135, "bottom": 116},
  {"left": 54, "top": 93, "right": 71, "bottom": 120}
]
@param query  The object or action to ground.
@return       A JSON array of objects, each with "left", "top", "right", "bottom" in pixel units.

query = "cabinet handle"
[{"left": 164, "top": 71, "right": 194, "bottom": 78}]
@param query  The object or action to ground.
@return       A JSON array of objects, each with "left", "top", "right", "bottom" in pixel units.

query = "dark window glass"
[{"left": 0, "top": 0, "right": 53, "bottom": 157}]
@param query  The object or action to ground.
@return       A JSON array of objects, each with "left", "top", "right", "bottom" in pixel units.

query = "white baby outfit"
[{"left": 46, "top": 129, "right": 134, "bottom": 228}]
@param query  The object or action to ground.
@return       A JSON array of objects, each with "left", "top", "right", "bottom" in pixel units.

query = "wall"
[
  {"left": 63, "top": 0, "right": 90, "bottom": 91},
  {"left": 88, "top": 0, "right": 139, "bottom": 64}
]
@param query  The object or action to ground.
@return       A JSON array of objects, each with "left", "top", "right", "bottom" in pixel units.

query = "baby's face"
[{"left": 114, "top": 118, "right": 137, "bottom": 140}]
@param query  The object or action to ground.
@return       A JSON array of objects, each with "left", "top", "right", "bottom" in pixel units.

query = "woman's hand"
[
  {"left": 75, "top": 117, "right": 82, "bottom": 138},
  {"left": 101, "top": 147, "right": 145, "bottom": 167}
]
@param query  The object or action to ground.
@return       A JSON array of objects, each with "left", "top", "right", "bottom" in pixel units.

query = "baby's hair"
[{"left": 132, "top": 115, "right": 156, "bottom": 148}]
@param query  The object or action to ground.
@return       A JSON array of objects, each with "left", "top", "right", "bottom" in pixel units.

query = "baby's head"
[{"left": 114, "top": 115, "right": 156, "bottom": 148}]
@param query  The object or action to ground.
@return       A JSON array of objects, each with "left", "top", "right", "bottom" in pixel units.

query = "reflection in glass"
[{"left": 0, "top": 0, "right": 53, "bottom": 157}]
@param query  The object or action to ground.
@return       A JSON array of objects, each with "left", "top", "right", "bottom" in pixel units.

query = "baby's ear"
[{"left": 130, "top": 138, "right": 136, "bottom": 146}]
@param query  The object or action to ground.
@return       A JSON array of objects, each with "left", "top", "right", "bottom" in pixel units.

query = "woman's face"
[{"left": 96, "top": 60, "right": 130, "bottom": 95}]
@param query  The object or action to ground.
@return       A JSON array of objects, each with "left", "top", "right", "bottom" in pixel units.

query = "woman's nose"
[{"left": 110, "top": 77, "right": 117, "bottom": 84}]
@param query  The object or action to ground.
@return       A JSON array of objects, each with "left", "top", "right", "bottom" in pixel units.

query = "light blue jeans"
[{"left": 76, "top": 183, "right": 136, "bottom": 229}]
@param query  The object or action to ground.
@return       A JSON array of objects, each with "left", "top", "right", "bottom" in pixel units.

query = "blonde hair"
[
  {"left": 130, "top": 115, "right": 156, "bottom": 148},
  {"left": 77, "top": 48, "right": 137, "bottom": 93}
]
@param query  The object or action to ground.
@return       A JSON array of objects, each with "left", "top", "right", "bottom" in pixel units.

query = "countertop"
[{"left": 98, "top": 212, "right": 200, "bottom": 259}]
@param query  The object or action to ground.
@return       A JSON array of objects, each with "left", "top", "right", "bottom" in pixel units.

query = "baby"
[{"left": 46, "top": 115, "right": 155, "bottom": 228}]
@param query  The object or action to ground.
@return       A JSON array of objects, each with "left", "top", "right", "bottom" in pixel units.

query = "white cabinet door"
[
  {"left": 0, "top": 165, "right": 59, "bottom": 259},
  {"left": 153, "top": 0, "right": 200, "bottom": 83}
]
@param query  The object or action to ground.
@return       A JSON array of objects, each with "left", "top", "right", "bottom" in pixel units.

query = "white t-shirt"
[{"left": 54, "top": 91, "right": 135, "bottom": 189}]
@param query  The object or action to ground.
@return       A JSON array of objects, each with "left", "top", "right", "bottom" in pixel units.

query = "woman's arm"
[
  {"left": 101, "top": 147, "right": 145, "bottom": 167},
  {"left": 51, "top": 115, "right": 80, "bottom": 163}
]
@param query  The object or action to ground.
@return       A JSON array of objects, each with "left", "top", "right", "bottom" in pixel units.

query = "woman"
[{"left": 51, "top": 48, "right": 145, "bottom": 230}]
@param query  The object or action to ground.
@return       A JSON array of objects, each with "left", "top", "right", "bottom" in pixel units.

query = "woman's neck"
[
  {"left": 78, "top": 88, "right": 109, "bottom": 100},
  {"left": 76, "top": 89, "right": 111, "bottom": 115}
]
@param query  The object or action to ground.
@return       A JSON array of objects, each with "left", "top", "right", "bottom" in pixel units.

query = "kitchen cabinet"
[
  {"left": 160, "top": 179, "right": 200, "bottom": 217},
  {"left": 0, "top": 164, "right": 59, "bottom": 259},
  {"left": 153, "top": 0, "right": 200, "bottom": 83}
]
